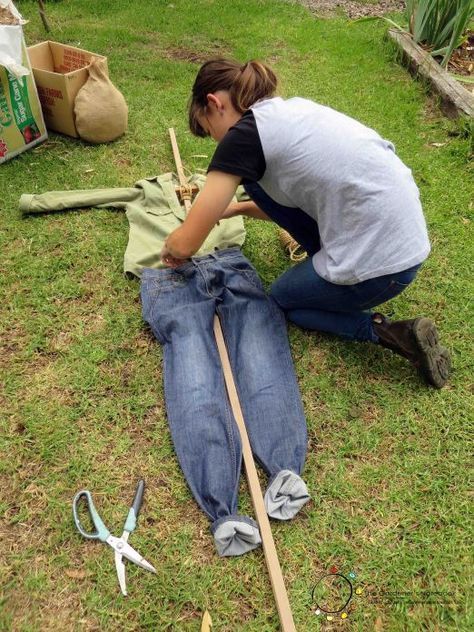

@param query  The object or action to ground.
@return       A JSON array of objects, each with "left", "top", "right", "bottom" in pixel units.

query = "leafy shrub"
[{"left": 406, "top": 0, "right": 474, "bottom": 66}]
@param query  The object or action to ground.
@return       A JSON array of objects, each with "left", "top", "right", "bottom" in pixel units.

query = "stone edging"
[{"left": 387, "top": 28, "right": 474, "bottom": 118}]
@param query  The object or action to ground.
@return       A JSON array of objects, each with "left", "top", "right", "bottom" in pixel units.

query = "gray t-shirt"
[{"left": 251, "top": 97, "right": 430, "bottom": 284}]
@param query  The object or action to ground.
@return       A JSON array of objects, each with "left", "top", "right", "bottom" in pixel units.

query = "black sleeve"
[{"left": 207, "top": 110, "right": 266, "bottom": 182}]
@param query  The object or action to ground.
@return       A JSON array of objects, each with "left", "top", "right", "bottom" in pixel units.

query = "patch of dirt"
[
  {"left": 417, "top": 31, "right": 473, "bottom": 95},
  {"left": 446, "top": 31, "right": 473, "bottom": 84},
  {"left": 113, "top": 156, "right": 132, "bottom": 169},
  {"left": 163, "top": 47, "right": 212, "bottom": 64},
  {"left": 162, "top": 44, "right": 231, "bottom": 64},
  {"left": 0, "top": 323, "right": 27, "bottom": 366},
  {"left": 294, "top": 0, "right": 405, "bottom": 19}
]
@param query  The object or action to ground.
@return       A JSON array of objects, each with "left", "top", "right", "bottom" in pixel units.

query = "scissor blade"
[
  {"left": 107, "top": 534, "right": 156, "bottom": 574},
  {"left": 115, "top": 530, "right": 129, "bottom": 596},
  {"left": 114, "top": 550, "right": 127, "bottom": 596},
  {"left": 122, "top": 542, "right": 157, "bottom": 574}
]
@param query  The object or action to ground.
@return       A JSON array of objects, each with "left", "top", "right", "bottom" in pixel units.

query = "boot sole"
[{"left": 413, "top": 318, "right": 451, "bottom": 388}]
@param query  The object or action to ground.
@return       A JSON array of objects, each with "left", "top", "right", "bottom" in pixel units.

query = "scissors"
[{"left": 72, "top": 480, "right": 156, "bottom": 595}]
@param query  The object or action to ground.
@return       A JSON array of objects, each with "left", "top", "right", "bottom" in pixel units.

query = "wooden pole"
[
  {"left": 168, "top": 128, "right": 296, "bottom": 632},
  {"left": 213, "top": 322, "right": 297, "bottom": 632},
  {"left": 169, "top": 127, "right": 191, "bottom": 198},
  {"left": 38, "top": 0, "right": 51, "bottom": 32}
]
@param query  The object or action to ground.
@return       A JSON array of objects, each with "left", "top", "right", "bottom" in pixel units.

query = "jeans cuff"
[
  {"left": 211, "top": 514, "right": 262, "bottom": 557},
  {"left": 265, "top": 469, "right": 310, "bottom": 520},
  {"left": 19, "top": 194, "right": 34, "bottom": 214}
]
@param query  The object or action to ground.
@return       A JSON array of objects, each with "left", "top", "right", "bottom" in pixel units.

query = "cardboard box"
[
  {"left": 0, "top": 31, "right": 47, "bottom": 164},
  {"left": 27, "top": 41, "right": 108, "bottom": 137}
]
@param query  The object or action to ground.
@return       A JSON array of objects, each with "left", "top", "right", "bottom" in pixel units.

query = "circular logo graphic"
[
  {"left": 312, "top": 572, "right": 353, "bottom": 614},
  {"left": 311, "top": 568, "right": 364, "bottom": 621}
]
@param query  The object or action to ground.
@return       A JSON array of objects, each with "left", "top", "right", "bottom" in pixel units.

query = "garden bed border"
[{"left": 387, "top": 27, "right": 474, "bottom": 118}]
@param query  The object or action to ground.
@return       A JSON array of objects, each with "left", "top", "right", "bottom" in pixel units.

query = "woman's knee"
[
  {"left": 270, "top": 260, "right": 315, "bottom": 309},
  {"left": 269, "top": 270, "right": 301, "bottom": 309}
]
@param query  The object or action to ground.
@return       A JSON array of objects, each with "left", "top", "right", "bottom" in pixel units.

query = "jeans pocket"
[
  {"left": 145, "top": 273, "right": 187, "bottom": 295},
  {"left": 140, "top": 273, "right": 186, "bottom": 323},
  {"left": 227, "top": 261, "right": 264, "bottom": 290}
]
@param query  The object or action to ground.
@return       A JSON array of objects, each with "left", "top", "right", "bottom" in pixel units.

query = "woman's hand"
[
  {"left": 160, "top": 240, "right": 189, "bottom": 268},
  {"left": 162, "top": 172, "right": 241, "bottom": 261}
]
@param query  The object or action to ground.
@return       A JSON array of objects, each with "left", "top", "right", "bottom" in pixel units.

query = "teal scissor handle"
[{"left": 72, "top": 490, "right": 111, "bottom": 542}]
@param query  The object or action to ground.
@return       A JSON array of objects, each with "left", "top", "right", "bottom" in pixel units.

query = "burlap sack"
[{"left": 74, "top": 57, "right": 128, "bottom": 143}]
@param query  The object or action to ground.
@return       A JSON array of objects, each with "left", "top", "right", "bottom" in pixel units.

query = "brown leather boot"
[{"left": 372, "top": 313, "right": 451, "bottom": 388}]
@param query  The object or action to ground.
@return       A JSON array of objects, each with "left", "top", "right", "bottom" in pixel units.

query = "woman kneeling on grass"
[{"left": 161, "top": 58, "right": 451, "bottom": 388}]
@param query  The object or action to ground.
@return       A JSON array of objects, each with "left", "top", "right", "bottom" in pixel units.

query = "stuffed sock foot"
[
  {"left": 211, "top": 516, "right": 261, "bottom": 557},
  {"left": 264, "top": 470, "right": 310, "bottom": 520}
]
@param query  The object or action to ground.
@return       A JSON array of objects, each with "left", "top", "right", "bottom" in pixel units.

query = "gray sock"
[
  {"left": 264, "top": 469, "right": 310, "bottom": 520},
  {"left": 212, "top": 517, "right": 262, "bottom": 556}
]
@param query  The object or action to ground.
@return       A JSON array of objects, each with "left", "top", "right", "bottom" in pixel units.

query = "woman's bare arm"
[
  {"left": 162, "top": 171, "right": 241, "bottom": 262},
  {"left": 222, "top": 200, "right": 271, "bottom": 220}
]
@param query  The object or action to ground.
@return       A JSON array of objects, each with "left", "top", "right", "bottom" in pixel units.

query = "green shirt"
[{"left": 19, "top": 172, "right": 246, "bottom": 278}]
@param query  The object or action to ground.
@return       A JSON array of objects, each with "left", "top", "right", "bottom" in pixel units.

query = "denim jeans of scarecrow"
[{"left": 141, "top": 248, "right": 310, "bottom": 556}]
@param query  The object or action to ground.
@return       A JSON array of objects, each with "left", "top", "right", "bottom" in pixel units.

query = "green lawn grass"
[{"left": 1, "top": 1, "right": 473, "bottom": 630}]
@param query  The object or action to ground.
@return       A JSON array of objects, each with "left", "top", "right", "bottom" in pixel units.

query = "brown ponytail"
[{"left": 189, "top": 58, "right": 278, "bottom": 137}]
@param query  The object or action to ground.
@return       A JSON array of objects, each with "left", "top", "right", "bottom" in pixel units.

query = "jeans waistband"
[{"left": 141, "top": 247, "right": 244, "bottom": 280}]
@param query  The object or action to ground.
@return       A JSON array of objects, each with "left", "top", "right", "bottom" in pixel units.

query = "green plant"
[
  {"left": 359, "top": 0, "right": 473, "bottom": 67},
  {"left": 406, "top": 0, "right": 474, "bottom": 66}
]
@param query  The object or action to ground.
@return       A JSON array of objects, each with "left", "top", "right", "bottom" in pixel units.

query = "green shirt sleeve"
[{"left": 19, "top": 186, "right": 142, "bottom": 214}]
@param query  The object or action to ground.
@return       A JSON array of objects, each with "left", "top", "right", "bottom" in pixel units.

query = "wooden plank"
[
  {"left": 169, "top": 128, "right": 191, "bottom": 198},
  {"left": 387, "top": 28, "right": 474, "bottom": 118},
  {"left": 213, "top": 319, "right": 297, "bottom": 632},
  {"left": 38, "top": 1, "right": 51, "bottom": 32}
]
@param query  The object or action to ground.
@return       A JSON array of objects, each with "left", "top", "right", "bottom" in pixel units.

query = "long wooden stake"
[
  {"left": 169, "top": 128, "right": 190, "bottom": 195},
  {"left": 168, "top": 128, "right": 296, "bottom": 632},
  {"left": 38, "top": 0, "right": 51, "bottom": 32},
  {"left": 212, "top": 322, "right": 297, "bottom": 632}
]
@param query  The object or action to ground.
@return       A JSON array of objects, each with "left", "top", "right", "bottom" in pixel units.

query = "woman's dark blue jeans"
[
  {"left": 243, "top": 181, "right": 420, "bottom": 341},
  {"left": 270, "top": 259, "right": 421, "bottom": 341}
]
